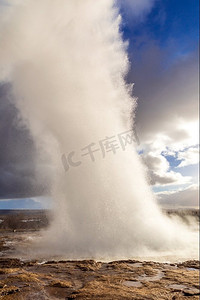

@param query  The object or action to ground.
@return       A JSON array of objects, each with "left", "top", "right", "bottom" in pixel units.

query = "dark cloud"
[
  {"left": 0, "top": 83, "right": 49, "bottom": 199},
  {"left": 128, "top": 40, "right": 199, "bottom": 143}
]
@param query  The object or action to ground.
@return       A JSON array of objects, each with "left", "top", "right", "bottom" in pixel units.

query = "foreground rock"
[
  {"left": 0, "top": 221, "right": 199, "bottom": 300},
  {"left": 0, "top": 258, "right": 199, "bottom": 299}
]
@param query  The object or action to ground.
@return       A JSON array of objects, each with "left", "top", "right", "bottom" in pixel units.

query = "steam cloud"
[{"left": 0, "top": 0, "right": 198, "bottom": 259}]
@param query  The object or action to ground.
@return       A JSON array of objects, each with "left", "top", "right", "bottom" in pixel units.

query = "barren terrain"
[{"left": 0, "top": 210, "right": 199, "bottom": 299}]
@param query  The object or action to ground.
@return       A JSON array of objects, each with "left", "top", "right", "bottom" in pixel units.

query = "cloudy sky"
[{"left": 0, "top": 0, "right": 199, "bottom": 209}]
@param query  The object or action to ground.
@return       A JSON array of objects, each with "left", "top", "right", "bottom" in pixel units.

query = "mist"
[{"left": 0, "top": 0, "right": 198, "bottom": 260}]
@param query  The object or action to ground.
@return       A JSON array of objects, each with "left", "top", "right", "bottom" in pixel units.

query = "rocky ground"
[
  {"left": 0, "top": 210, "right": 199, "bottom": 299},
  {"left": 0, "top": 257, "right": 199, "bottom": 299}
]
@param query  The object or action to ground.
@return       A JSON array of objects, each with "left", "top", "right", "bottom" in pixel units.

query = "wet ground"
[{"left": 0, "top": 231, "right": 199, "bottom": 299}]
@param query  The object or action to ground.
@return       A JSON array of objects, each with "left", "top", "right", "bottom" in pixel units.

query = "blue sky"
[
  {"left": 123, "top": 0, "right": 199, "bottom": 74},
  {"left": 0, "top": 0, "right": 199, "bottom": 209},
  {"left": 0, "top": 198, "right": 44, "bottom": 209},
  {"left": 0, "top": 196, "right": 51, "bottom": 210},
  {"left": 122, "top": 0, "right": 199, "bottom": 45}
]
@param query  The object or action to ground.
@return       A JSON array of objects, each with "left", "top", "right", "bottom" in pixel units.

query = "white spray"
[{"left": 0, "top": 0, "right": 198, "bottom": 259}]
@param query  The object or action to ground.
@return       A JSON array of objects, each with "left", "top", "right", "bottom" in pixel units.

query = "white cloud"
[
  {"left": 156, "top": 184, "right": 199, "bottom": 208},
  {"left": 142, "top": 151, "right": 191, "bottom": 186},
  {"left": 177, "top": 146, "right": 199, "bottom": 168}
]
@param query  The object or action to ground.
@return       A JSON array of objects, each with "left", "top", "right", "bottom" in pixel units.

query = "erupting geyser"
[{"left": 0, "top": 0, "right": 198, "bottom": 259}]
